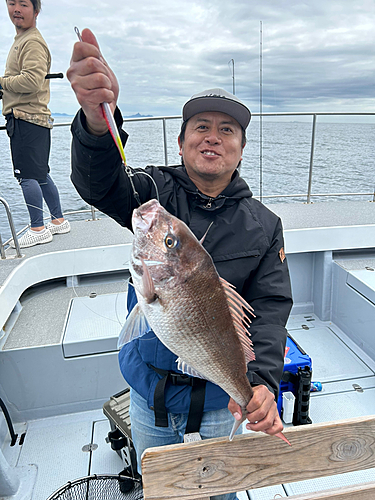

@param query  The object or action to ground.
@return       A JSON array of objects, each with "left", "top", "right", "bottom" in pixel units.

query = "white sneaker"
[
  {"left": 9, "top": 228, "right": 53, "bottom": 249},
  {"left": 46, "top": 220, "right": 71, "bottom": 235}
]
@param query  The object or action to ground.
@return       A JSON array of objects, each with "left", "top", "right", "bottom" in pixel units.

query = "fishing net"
[{"left": 46, "top": 474, "right": 143, "bottom": 500}]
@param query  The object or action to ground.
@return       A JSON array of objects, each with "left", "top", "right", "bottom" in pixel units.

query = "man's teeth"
[{"left": 203, "top": 151, "right": 216, "bottom": 156}]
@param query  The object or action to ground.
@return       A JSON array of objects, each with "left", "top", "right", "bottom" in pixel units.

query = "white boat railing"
[
  {"left": 49, "top": 111, "right": 375, "bottom": 203},
  {"left": 252, "top": 112, "right": 375, "bottom": 203},
  {"left": 1, "top": 111, "right": 375, "bottom": 201}
]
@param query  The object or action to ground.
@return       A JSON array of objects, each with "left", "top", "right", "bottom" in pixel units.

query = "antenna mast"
[
  {"left": 228, "top": 58, "right": 235, "bottom": 95},
  {"left": 259, "top": 21, "right": 263, "bottom": 202}
]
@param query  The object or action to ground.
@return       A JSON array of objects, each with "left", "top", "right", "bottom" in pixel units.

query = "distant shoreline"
[{"left": 52, "top": 112, "right": 154, "bottom": 118}]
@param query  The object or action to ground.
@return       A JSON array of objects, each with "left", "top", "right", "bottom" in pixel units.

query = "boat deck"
[
  {"left": 1, "top": 200, "right": 375, "bottom": 499},
  {"left": 269, "top": 199, "right": 375, "bottom": 230},
  {"left": 1, "top": 215, "right": 133, "bottom": 287},
  {"left": 2, "top": 313, "right": 375, "bottom": 500},
  {"left": 2, "top": 200, "right": 375, "bottom": 282}
]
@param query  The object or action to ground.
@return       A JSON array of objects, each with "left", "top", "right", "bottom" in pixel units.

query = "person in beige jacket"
[{"left": 1, "top": 0, "right": 70, "bottom": 248}]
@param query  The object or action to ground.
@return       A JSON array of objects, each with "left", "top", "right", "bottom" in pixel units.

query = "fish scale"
[{"left": 138, "top": 235, "right": 252, "bottom": 406}]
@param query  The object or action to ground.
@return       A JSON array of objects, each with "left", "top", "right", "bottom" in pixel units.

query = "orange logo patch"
[{"left": 279, "top": 247, "right": 286, "bottom": 263}]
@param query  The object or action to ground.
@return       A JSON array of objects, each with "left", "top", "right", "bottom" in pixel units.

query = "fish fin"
[
  {"left": 220, "top": 277, "right": 256, "bottom": 364},
  {"left": 176, "top": 358, "right": 207, "bottom": 380},
  {"left": 117, "top": 303, "right": 151, "bottom": 349},
  {"left": 229, "top": 408, "right": 247, "bottom": 440},
  {"left": 141, "top": 258, "right": 158, "bottom": 304}
]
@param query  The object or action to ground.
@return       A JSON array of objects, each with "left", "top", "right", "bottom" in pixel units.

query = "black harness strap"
[
  {"left": 150, "top": 365, "right": 207, "bottom": 433},
  {"left": 153, "top": 369, "right": 170, "bottom": 427},
  {"left": 185, "top": 377, "right": 206, "bottom": 434}
]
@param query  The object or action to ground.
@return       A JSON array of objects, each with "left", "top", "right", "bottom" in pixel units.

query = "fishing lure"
[
  {"left": 74, "top": 27, "right": 160, "bottom": 204},
  {"left": 74, "top": 27, "right": 127, "bottom": 165}
]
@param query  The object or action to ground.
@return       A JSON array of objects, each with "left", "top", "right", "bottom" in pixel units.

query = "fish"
[{"left": 119, "top": 199, "right": 290, "bottom": 445}]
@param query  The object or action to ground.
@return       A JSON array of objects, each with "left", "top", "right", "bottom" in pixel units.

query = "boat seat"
[{"left": 103, "top": 388, "right": 132, "bottom": 441}]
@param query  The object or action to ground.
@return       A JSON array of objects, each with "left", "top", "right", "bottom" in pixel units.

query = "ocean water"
[{"left": 1, "top": 116, "right": 374, "bottom": 242}]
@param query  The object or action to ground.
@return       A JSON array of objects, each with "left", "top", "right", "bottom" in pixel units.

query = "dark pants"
[
  {"left": 6, "top": 115, "right": 51, "bottom": 180},
  {"left": 6, "top": 115, "right": 63, "bottom": 227}
]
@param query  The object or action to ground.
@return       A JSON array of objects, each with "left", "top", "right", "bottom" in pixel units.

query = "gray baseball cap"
[{"left": 182, "top": 88, "right": 251, "bottom": 130}]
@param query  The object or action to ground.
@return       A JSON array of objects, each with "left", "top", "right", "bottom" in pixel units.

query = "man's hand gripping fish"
[{"left": 119, "top": 199, "right": 290, "bottom": 445}]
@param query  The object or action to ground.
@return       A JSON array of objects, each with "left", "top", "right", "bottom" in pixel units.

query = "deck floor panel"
[
  {"left": 286, "top": 314, "right": 317, "bottom": 331},
  {"left": 17, "top": 411, "right": 100, "bottom": 500},
  {"left": 310, "top": 375, "right": 375, "bottom": 396},
  {"left": 288, "top": 325, "right": 374, "bottom": 383},
  {"left": 3, "top": 281, "right": 128, "bottom": 350},
  {"left": 247, "top": 315, "right": 375, "bottom": 498},
  {"left": 284, "top": 388, "right": 375, "bottom": 496},
  {"left": 309, "top": 388, "right": 375, "bottom": 423},
  {"left": 91, "top": 419, "right": 125, "bottom": 475}
]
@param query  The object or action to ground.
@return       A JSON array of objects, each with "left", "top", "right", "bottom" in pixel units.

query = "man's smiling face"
[{"left": 178, "top": 111, "right": 244, "bottom": 195}]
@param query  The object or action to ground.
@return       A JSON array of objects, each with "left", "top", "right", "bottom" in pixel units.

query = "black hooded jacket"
[{"left": 70, "top": 109, "right": 293, "bottom": 412}]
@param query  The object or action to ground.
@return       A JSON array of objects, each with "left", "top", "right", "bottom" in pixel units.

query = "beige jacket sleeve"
[
  {"left": 1, "top": 40, "right": 49, "bottom": 93},
  {"left": 1, "top": 28, "right": 52, "bottom": 120}
]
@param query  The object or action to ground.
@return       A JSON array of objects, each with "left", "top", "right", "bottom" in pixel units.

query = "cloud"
[{"left": 0, "top": 0, "right": 374, "bottom": 117}]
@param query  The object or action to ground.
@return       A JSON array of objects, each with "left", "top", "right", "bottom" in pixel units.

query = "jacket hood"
[{"left": 159, "top": 165, "right": 253, "bottom": 201}]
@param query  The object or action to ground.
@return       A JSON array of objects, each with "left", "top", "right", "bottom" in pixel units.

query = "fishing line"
[
  {"left": 69, "top": 248, "right": 128, "bottom": 327},
  {"left": 0, "top": 194, "right": 62, "bottom": 229},
  {"left": 69, "top": 260, "right": 155, "bottom": 342},
  {"left": 74, "top": 27, "right": 160, "bottom": 205}
]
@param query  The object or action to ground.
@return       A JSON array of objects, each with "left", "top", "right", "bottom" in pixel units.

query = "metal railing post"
[
  {"left": 0, "top": 197, "right": 22, "bottom": 258},
  {"left": 306, "top": 114, "right": 317, "bottom": 204},
  {"left": 0, "top": 233, "right": 6, "bottom": 259},
  {"left": 162, "top": 118, "right": 168, "bottom": 166},
  {"left": 90, "top": 205, "right": 97, "bottom": 221}
]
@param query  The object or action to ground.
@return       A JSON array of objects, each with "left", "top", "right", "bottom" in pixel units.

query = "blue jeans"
[
  {"left": 129, "top": 388, "right": 240, "bottom": 500},
  {"left": 18, "top": 174, "right": 63, "bottom": 228}
]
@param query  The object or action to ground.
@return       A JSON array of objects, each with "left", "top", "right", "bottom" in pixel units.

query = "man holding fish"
[{"left": 68, "top": 29, "right": 293, "bottom": 499}]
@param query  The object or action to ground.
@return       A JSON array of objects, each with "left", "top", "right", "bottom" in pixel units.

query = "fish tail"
[
  {"left": 229, "top": 409, "right": 247, "bottom": 441},
  {"left": 275, "top": 431, "right": 292, "bottom": 446},
  {"left": 229, "top": 410, "right": 292, "bottom": 445}
]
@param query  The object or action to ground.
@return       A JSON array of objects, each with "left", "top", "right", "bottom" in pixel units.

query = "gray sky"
[{"left": 1, "top": 0, "right": 374, "bottom": 117}]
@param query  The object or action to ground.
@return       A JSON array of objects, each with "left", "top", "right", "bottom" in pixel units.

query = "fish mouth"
[
  {"left": 132, "top": 257, "right": 163, "bottom": 269},
  {"left": 130, "top": 257, "right": 164, "bottom": 283},
  {"left": 132, "top": 200, "right": 160, "bottom": 233}
]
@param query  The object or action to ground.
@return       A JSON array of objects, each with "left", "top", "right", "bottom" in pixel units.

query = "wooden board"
[{"left": 141, "top": 415, "right": 375, "bottom": 500}]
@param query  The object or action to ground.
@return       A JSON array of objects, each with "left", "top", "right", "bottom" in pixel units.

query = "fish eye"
[{"left": 164, "top": 234, "right": 178, "bottom": 249}]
